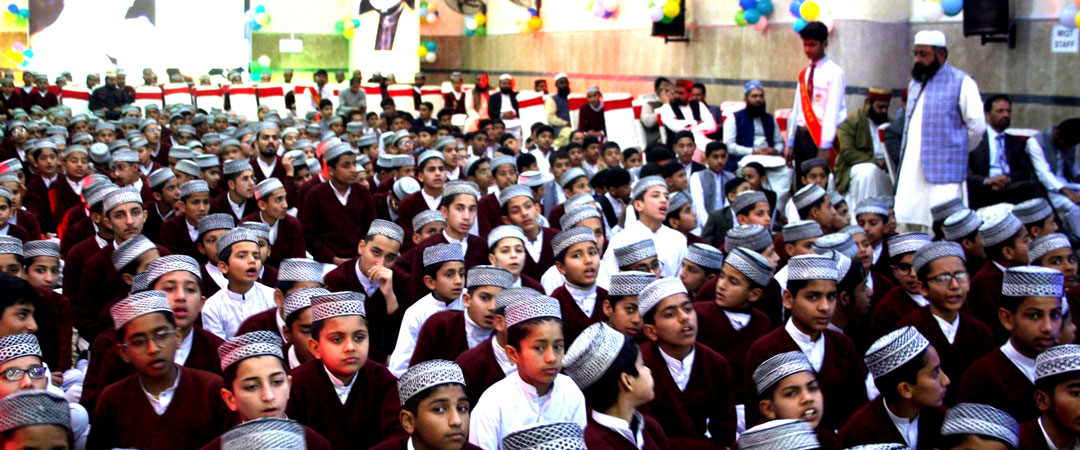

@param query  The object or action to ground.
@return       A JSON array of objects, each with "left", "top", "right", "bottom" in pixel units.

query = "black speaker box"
[{"left": 964, "top": 0, "right": 1009, "bottom": 36}]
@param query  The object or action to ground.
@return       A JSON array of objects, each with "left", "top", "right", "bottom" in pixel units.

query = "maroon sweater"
[
  {"left": 60, "top": 208, "right": 91, "bottom": 255},
  {"left": 639, "top": 341, "right": 736, "bottom": 448},
  {"left": 242, "top": 211, "right": 306, "bottom": 269},
  {"left": 48, "top": 175, "right": 82, "bottom": 229},
  {"left": 551, "top": 285, "right": 610, "bottom": 346},
  {"left": 300, "top": 180, "right": 376, "bottom": 263},
  {"left": 25, "top": 173, "right": 58, "bottom": 233},
  {"left": 159, "top": 214, "right": 203, "bottom": 262},
  {"left": 201, "top": 424, "right": 333, "bottom": 450},
  {"left": 324, "top": 257, "right": 409, "bottom": 363},
  {"left": 584, "top": 412, "right": 669, "bottom": 450},
  {"left": 286, "top": 359, "right": 405, "bottom": 449},
  {"left": 868, "top": 286, "right": 924, "bottom": 342},
  {"left": 455, "top": 336, "right": 508, "bottom": 405},
  {"left": 692, "top": 301, "right": 772, "bottom": 395},
  {"left": 15, "top": 208, "right": 41, "bottom": 242},
  {"left": 476, "top": 192, "right": 502, "bottom": 237},
  {"left": 744, "top": 326, "right": 869, "bottom": 430},
  {"left": 371, "top": 435, "right": 483, "bottom": 450},
  {"left": 76, "top": 242, "right": 171, "bottom": 342},
  {"left": 87, "top": 366, "right": 234, "bottom": 450},
  {"left": 1018, "top": 420, "right": 1055, "bottom": 450},
  {"left": 80, "top": 327, "right": 224, "bottom": 419},
  {"left": 62, "top": 235, "right": 105, "bottom": 299},
  {"left": 236, "top": 306, "right": 279, "bottom": 336},
  {"left": 209, "top": 191, "right": 259, "bottom": 223},
  {"left": 522, "top": 227, "right": 558, "bottom": 281},
  {"left": 412, "top": 310, "right": 488, "bottom": 366},
  {"left": 836, "top": 397, "right": 945, "bottom": 450},
  {"left": 897, "top": 307, "right": 994, "bottom": 400},
  {"left": 958, "top": 347, "right": 1039, "bottom": 422},
  {"left": 394, "top": 190, "right": 435, "bottom": 245},
  {"left": 967, "top": 260, "right": 1008, "bottom": 343}
]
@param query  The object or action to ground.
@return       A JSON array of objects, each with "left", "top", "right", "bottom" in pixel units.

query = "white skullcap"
[{"left": 914, "top": 30, "right": 946, "bottom": 47}]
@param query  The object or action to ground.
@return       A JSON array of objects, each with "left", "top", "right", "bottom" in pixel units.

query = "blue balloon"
[
  {"left": 464, "top": 27, "right": 475, "bottom": 36},
  {"left": 418, "top": 7, "right": 427, "bottom": 16},
  {"left": 756, "top": 0, "right": 773, "bottom": 16},
  {"left": 425, "top": 41, "right": 436, "bottom": 51},
  {"left": 252, "top": 22, "right": 262, "bottom": 31},
  {"left": 6, "top": 4, "right": 16, "bottom": 14},
  {"left": 789, "top": 0, "right": 804, "bottom": 18},
  {"left": 793, "top": 18, "right": 808, "bottom": 32},
  {"left": 738, "top": 0, "right": 757, "bottom": 11},
  {"left": 744, "top": 8, "right": 761, "bottom": 24},
  {"left": 254, "top": 4, "right": 265, "bottom": 14},
  {"left": 941, "top": 0, "right": 963, "bottom": 16}
]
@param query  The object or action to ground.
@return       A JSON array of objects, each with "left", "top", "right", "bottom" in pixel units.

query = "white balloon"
[
  {"left": 649, "top": 5, "right": 664, "bottom": 22},
  {"left": 425, "top": 52, "right": 437, "bottom": 63},
  {"left": 427, "top": 13, "right": 438, "bottom": 24},
  {"left": 918, "top": 1, "right": 944, "bottom": 22},
  {"left": 257, "top": 55, "right": 271, "bottom": 67},
  {"left": 1060, "top": 4, "right": 1079, "bottom": 29}
]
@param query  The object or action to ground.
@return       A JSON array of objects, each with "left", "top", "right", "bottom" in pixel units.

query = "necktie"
[
  {"left": 807, "top": 63, "right": 816, "bottom": 94},
  {"left": 997, "top": 135, "right": 1008, "bottom": 171}
]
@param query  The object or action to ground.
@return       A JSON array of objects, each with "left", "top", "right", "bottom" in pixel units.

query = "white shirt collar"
[
  {"left": 262, "top": 214, "right": 280, "bottom": 244},
  {"left": 1001, "top": 339, "right": 1037, "bottom": 382},
  {"left": 1039, "top": 417, "right": 1080, "bottom": 450},
  {"left": 872, "top": 243, "right": 883, "bottom": 264},
  {"left": 323, "top": 363, "right": 357, "bottom": 404},
  {"left": 94, "top": 232, "right": 108, "bottom": 248},
  {"left": 422, "top": 189, "right": 442, "bottom": 211},
  {"left": 724, "top": 310, "right": 751, "bottom": 331},
  {"left": 907, "top": 291, "right": 930, "bottom": 307},
  {"left": 564, "top": 282, "right": 598, "bottom": 317},
  {"left": 463, "top": 312, "right": 491, "bottom": 349},
  {"left": 204, "top": 261, "right": 227, "bottom": 288},
  {"left": 256, "top": 157, "right": 276, "bottom": 178},
  {"left": 591, "top": 410, "right": 646, "bottom": 449},
  {"left": 443, "top": 230, "right": 468, "bottom": 256},
  {"left": 932, "top": 313, "right": 959, "bottom": 344},
  {"left": 173, "top": 329, "right": 195, "bottom": 365},
  {"left": 66, "top": 177, "right": 84, "bottom": 196},
  {"left": 331, "top": 182, "right": 351, "bottom": 206},
  {"left": 140, "top": 365, "right": 183, "bottom": 415},
  {"left": 883, "top": 398, "right": 920, "bottom": 448},
  {"left": 993, "top": 261, "right": 1008, "bottom": 274},
  {"left": 185, "top": 219, "right": 199, "bottom": 242},
  {"left": 524, "top": 229, "right": 544, "bottom": 265},
  {"left": 353, "top": 259, "right": 379, "bottom": 296},
  {"left": 287, "top": 345, "right": 302, "bottom": 370},
  {"left": 407, "top": 437, "right": 417, "bottom": 450},
  {"left": 659, "top": 346, "right": 695, "bottom": 392},
  {"left": 224, "top": 283, "right": 260, "bottom": 302},
  {"left": 785, "top": 318, "right": 826, "bottom": 372},
  {"left": 492, "top": 337, "right": 516, "bottom": 375},
  {"left": 227, "top": 194, "right": 246, "bottom": 219}
]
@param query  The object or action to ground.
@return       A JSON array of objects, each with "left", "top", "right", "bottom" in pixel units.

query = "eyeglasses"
[
  {"left": 893, "top": 263, "right": 914, "bottom": 276},
  {"left": 927, "top": 271, "right": 970, "bottom": 286},
  {"left": 122, "top": 329, "right": 178, "bottom": 351},
  {"left": 3, "top": 366, "right": 48, "bottom": 382}
]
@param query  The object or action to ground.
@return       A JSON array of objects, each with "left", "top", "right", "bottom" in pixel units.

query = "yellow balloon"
[
  {"left": 1076, "top": 11, "right": 1080, "bottom": 28},
  {"left": 475, "top": 12, "right": 486, "bottom": 26},
  {"left": 343, "top": 28, "right": 354, "bottom": 39},
  {"left": 800, "top": 1, "right": 820, "bottom": 21},
  {"left": 662, "top": 2, "right": 680, "bottom": 17},
  {"left": 418, "top": 46, "right": 428, "bottom": 57},
  {"left": 345, "top": 19, "right": 355, "bottom": 30},
  {"left": 528, "top": 16, "right": 542, "bottom": 30}
]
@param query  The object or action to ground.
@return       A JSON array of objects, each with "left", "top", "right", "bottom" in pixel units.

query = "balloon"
[
  {"left": 343, "top": 27, "right": 354, "bottom": 39},
  {"left": 21, "top": 49, "right": 31, "bottom": 59},
  {"left": 425, "top": 52, "right": 436, "bottom": 63},
  {"left": 1060, "top": 4, "right": 1078, "bottom": 28},
  {"left": 425, "top": 41, "right": 436, "bottom": 51},
  {"left": 789, "top": 0, "right": 804, "bottom": 18},
  {"left": 756, "top": 0, "right": 773, "bottom": 15},
  {"left": 5, "top": 4, "right": 14, "bottom": 14},
  {"left": 1076, "top": 11, "right": 1080, "bottom": 29},
  {"left": 334, "top": 20, "right": 345, "bottom": 33},
  {"left": 252, "top": 22, "right": 261, "bottom": 30},
  {"left": 17, "top": 7, "right": 26, "bottom": 18},
  {"left": 426, "top": 13, "right": 438, "bottom": 23},
  {"left": 1075, "top": 0, "right": 1080, "bottom": 7},
  {"left": 464, "top": 16, "right": 477, "bottom": 30},
  {"left": 257, "top": 55, "right": 270, "bottom": 67},
  {"left": 418, "top": 46, "right": 428, "bottom": 58},
  {"left": 352, "top": 19, "right": 360, "bottom": 28},
  {"left": 793, "top": 17, "right": 808, "bottom": 32},
  {"left": 941, "top": 0, "right": 962, "bottom": 16},
  {"left": 662, "top": 1, "right": 680, "bottom": 18},
  {"left": 419, "top": 6, "right": 427, "bottom": 17},
  {"left": 476, "top": 25, "right": 487, "bottom": 36},
  {"left": 12, "top": 41, "right": 22, "bottom": 52},
  {"left": 744, "top": 8, "right": 761, "bottom": 24},
  {"left": 799, "top": 1, "right": 819, "bottom": 21},
  {"left": 661, "top": 14, "right": 674, "bottom": 23},
  {"left": 465, "top": 27, "right": 475, "bottom": 36},
  {"left": 12, "top": 52, "right": 22, "bottom": 64},
  {"left": 649, "top": 5, "right": 665, "bottom": 21},
  {"left": 738, "top": 0, "right": 757, "bottom": 11},
  {"left": 528, "top": 16, "right": 542, "bottom": 30},
  {"left": 734, "top": 9, "right": 747, "bottom": 26},
  {"left": 474, "top": 12, "right": 486, "bottom": 26},
  {"left": 256, "top": 13, "right": 270, "bottom": 26},
  {"left": 345, "top": 19, "right": 355, "bottom": 30},
  {"left": 751, "top": 15, "right": 769, "bottom": 31},
  {"left": 427, "top": 1, "right": 436, "bottom": 11},
  {"left": 255, "top": 4, "right": 265, "bottom": 14},
  {"left": 917, "top": 1, "right": 943, "bottom": 21}
]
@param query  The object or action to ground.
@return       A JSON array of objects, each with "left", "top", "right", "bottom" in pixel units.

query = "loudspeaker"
[
  {"left": 964, "top": 0, "right": 1009, "bottom": 36},
  {"left": 652, "top": 0, "right": 686, "bottom": 38}
]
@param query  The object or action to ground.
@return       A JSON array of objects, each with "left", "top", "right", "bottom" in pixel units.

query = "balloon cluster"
[
  {"left": 789, "top": 0, "right": 833, "bottom": 33},
  {"left": 464, "top": 12, "right": 487, "bottom": 36},
  {"left": 4, "top": 4, "right": 27, "bottom": 26},
  {"left": 916, "top": 0, "right": 963, "bottom": 21},
  {"left": 733, "top": 0, "right": 772, "bottom": 31},
  {"left": 418, "top": 40, "right": 437, "bottom": 63},
  {"left": 334, "top": 17, "right": 361, "bottom": 39},
  {"left": 419, "top": 1, "right": 440, "bottom": 24},
  {"left": 588, "top": 0, "right": 618, "bottom": 19},
  {"left": 249, "top": 55, "right": 271, "bottom": 80},
  {"left": 247, "top": 4, "right": 270, "bottom": 31},
  {"left": 4, "top": 42, "right": 31, "bottom": 68},
  {"left": 515, "top": 8, "right": 542, "bottom": 34},
  {"left": 647, "top": 0, "right": 680, "bottom": 23},
  {"left": 1062, "top": 0, "right": 1080, "bottom": 30}
]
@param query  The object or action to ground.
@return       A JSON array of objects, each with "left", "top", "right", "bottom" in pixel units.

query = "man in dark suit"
[
  {"left": 487, "top": 74, "right": 518, "bottom": 120},
  {"left": 967, "top": 94, "right": 1046, "bottom": 209}
]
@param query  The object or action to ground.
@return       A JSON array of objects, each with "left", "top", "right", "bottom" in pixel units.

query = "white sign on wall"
[{"left": 1052, "top": 25, "right": 1079, "bottom": 54}]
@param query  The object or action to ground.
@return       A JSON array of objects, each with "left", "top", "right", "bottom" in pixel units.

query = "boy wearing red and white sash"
[{"left": 786, "top": 21, "right": 847, "bottom": 182}]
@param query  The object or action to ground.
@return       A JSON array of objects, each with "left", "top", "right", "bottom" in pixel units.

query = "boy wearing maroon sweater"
[
  {"left": 604, "top": 271, "right": 655, "bottom": 337},
  {"left": 1021, "top": 344, "right": 1080, "bottom": 449},
  {"left": 551, "top": 226, "right": 608, "bottom": 346},
  {"left": 751, "top": 352, "right": 832, "bottom": 446},
  {"left": 372, "top": 359, "right": 483, "bottom": 450},
  {"left": 968, "top": 211, "right": 1031, "bottom": 342},
  {"left": 244, "top": 177, "right": 305, "bottom": 269},
  {"left": 498, "top": 184, "right": 556, "bottom": 281},
  {"left": 453, "top": 287, "right": 535, "bottom": 404},
  {"left": 87, "top": 290, "right": 232, "bottom": 450},
  {"left": 638, "top": 277, "right": 736, "bottom": 447},
  {"left": 413, "top": 265, "right": 511, "bottom": 366},
  {"left": 159, "top": 180, "right": 211, "bottom": 262},
  {"left": 286, "top": 291, "right": 404, "bottom": 449},
  {"left": 300, "top": 144, "right": 376, "bottom": 265},
  {"left": 867, "top": 232, "right": 932, "bottom": 340}
]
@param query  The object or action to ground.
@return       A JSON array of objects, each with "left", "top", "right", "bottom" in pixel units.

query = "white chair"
[
  {"left": 292, "top": 84, "right": 317, "bottom": 117},
  {"left": 361, "top": 84, "right": 382, "bottom": 115},
  {"left": 193, "top": 86, "right": 224, "bottom": 112},
  {"left": 516, "top": 91, "right": 548, "bottom": 138},
  {"left": 161, "top": 83, "right": 192, "bottom": 106},
  {"left": 603, "top": 93, "right": 643, "bottom": 150},
  {"left": 59, "top": 86, "right": 90, "bottom": 115},
  {"left": 774, "top": 108, "right": 792, "bottom": 144},
  {"left": 227, "top": 84, "right": 258, "bottom": 120},
  {"left": 421, "top": 86, "right": 444, "bottom": 112},
  {"left": 133, "top": 86, "right": 163, "bottom": 110},
  {"left": 256, "top": 84, "right": 287, "bottom": 113}
]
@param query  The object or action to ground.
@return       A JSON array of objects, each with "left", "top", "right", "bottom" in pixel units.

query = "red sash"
[{"left": 798, "top": 66, "right": 823, "bottom": 148}]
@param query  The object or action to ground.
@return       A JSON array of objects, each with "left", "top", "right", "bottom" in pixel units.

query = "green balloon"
[
  {"left": 477, "top": 25, "right": 487, "bottom": 36},
  {"left": 250, "top": 61, "right": 261, "bottom": 71},
  {"left": 734, "top": 9, "right": 747, "bottom": 26},
  {"left": 334, "top": 20, "right": 344, "bottom": 33},
  {"left": 661, "top": 15, "right": 674, "bottom": 24}
]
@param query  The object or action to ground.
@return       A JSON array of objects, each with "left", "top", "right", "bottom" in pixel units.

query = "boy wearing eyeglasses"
[
  {"left": 87, "top": 290, "right": 232, "bottom": 450},
  {"left": 867, "top": 233, "right": 932, "bottom": 341},
  {"left": 0, "top": 334, "right": 90, "bottom": 449},
  {"left": 896, "top": 242, "right": 994, "bottom": 401}
]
